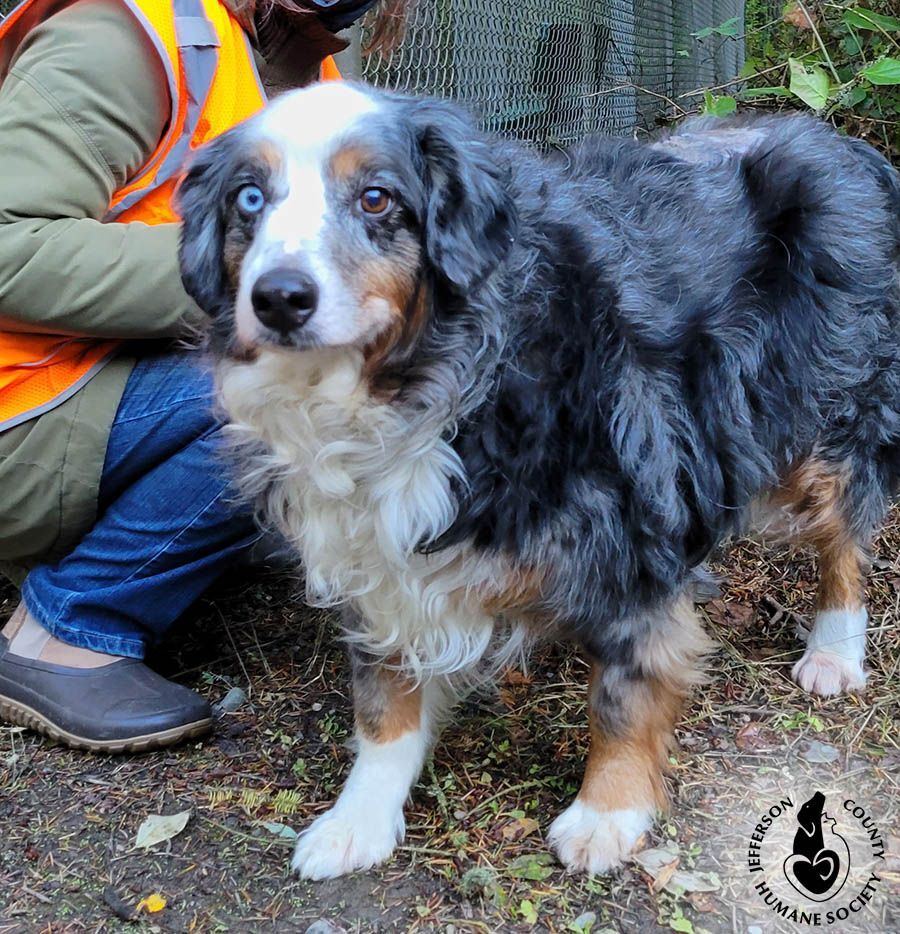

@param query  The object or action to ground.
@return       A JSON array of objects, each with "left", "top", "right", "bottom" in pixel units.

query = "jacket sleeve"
[{"left": 0, "top": 0, "right": 206, "bottom": 338}]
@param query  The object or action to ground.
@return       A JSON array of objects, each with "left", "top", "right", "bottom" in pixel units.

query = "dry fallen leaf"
[
  {"left": 502, "top": 668, "right": 532, "bottom": 686},
  {"left": 501, "top": 817, "right": 540, "bottom": 841},
  {"left": 632, "top": 845, "right": 680, "bottom": 878},
  {"left": 735, "top": 721, "right": 780, "bottom": 752},
  {"left": 669, "top": 869, "right": 722, "bottom": 893},
  {"left": 134, "top": 810, "right": 191, "bottom": 849},
  {"left": 136, "top": 893, "right": 167, "bottom": 913},
  {"left": 651, "top": 856, "right": 680, "bottom": 893},
  {"left": 704, "top": 599, "right": 755, "bottom": 630},
  {"left": 783, "top": 2, "right": 816, "bottom": 30},
  {"left": 687, "top": 891, "right": 718, "bottom": 913}
]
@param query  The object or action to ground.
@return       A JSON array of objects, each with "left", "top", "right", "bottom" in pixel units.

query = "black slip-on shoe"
[{"left": 0, "top": 634, "right": 212, "bottom": 753}]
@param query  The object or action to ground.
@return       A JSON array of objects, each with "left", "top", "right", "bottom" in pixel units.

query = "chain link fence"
[
  {"left": 363, "top": 0, "right": 745, "bottom": 146},
  {"left": 1, "top": 0, "right": 745, "bottom": 145}
]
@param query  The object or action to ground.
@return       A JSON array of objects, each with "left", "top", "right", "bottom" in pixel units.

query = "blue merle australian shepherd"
[{"left": 177, "top": 83, "right": 900, "bottom": 879}]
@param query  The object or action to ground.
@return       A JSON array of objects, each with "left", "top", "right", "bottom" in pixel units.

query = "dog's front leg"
[
  {"left": 549, "top": 595, "right": 711, "bottom": 874},
  {"left": 292, "top": 641, "right": 449, "bottom": 880}
]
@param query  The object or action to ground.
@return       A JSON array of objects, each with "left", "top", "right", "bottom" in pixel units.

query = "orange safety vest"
[{"left": 0, "top": 0, "right": 339, "bottom": 431}]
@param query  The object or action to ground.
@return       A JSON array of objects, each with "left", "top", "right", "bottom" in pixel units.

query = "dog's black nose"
[{"left": 251, "top": 268, "right": 318, "bottom": 335}]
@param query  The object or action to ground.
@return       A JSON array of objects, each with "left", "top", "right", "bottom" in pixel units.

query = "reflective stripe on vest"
[{"left": 0, "top": 0, "right": 267, "bottom": 431}]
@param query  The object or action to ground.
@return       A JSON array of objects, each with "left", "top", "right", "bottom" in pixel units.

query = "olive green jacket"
[{"left": 0, "top": 0, "right": 342, "bottom": 579}]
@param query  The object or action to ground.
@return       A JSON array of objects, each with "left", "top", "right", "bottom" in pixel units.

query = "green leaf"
[
  {"left": 670, "top": 918, "right": 694, "bottom": 934},
  {"left": 702, "top": 91, "right": 738, "bottom": 117},
  {"left": 519, "top": 899, "right": 538, "bottom": 925},
  {"left": 841, "top": 34, "right": 863, "bottom": 56},
  {"left": 788, "top": 58, "right": 831, "bottom": 109},
  {"left": 843, "top": 8, "right": 900, "bottom": 33},
  {"left": 692, "top": 17, "right": 739, "bottom": 39},
  {"left": 713, "top": 95, "right": 737, "bottom": 116},
  {"left": 861, "top": 58, "right": 900, "bottom": 85},
  {"left": 459, "top": 866, "right": 499, "bottom": 898},
  {"left": 718, "top": 16, "right": 740, "bottom": 37},
  {"left": 508, "top": 853, "right": 555, "bottom": 881},
  {"left": 669, "top": 906, "right": 695, "bottom": 934},
  {"left": 840, "top": 85, "right": 869, "bottom": 107},
  {"left": 568, "top": 912, "right": 597, "bottom": 933}
]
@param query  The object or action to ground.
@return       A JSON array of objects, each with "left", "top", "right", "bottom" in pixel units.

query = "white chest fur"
[{"left": 217, "top": 348, "right": 510, "bottom": 677}]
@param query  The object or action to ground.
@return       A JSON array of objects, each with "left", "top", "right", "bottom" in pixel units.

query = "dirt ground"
[{"left": 1, "top": 514, "right": 898, "bottom": 933}]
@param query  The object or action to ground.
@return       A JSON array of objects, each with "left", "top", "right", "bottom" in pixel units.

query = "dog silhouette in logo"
[{"left": 783, "top": 792, "right": 850, "bottom": 901}]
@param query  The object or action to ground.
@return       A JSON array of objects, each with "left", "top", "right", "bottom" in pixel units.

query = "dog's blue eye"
[{"left": 236, "top": 184, "right": 265, "bottom": 215}]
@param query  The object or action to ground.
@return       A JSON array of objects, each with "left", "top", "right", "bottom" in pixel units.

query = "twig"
[
  {"left": 797, "top": 0, "right": 841, "bottom": 83},
  {"left": 679, "top": 63, "right": 787, "bottom": 99}
]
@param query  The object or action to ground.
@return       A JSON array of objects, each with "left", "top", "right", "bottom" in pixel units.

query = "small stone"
[
  {"left": 571, "top": 911, "right": 597, "bottom": 931},
  {"left": 213, "top": 686, "right": 247, "bottom": 715},
  {"left": 305, "top": 921, "right": 343, "bottom": 934},
  {"left": 799, "top": 739, "right": 840, "bottom": 763}
]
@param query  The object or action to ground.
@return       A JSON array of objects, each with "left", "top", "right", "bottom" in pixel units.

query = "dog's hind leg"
[
  {"left": 792, "top": 521, "right": 870, "bottom": 697},
  {"left": 549, "top": 596, "right": 711, "bottom": 874},
  {"left": 776, "top": 458, "right": 875, "bottom": 697},
  {"left": 291, "top": 644, "right": 457, "bottom": 880}
]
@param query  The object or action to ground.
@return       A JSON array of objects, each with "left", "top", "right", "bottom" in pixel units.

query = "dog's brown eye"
[{"left": 359, "top": 187, "right": 393, "bottom": 216}]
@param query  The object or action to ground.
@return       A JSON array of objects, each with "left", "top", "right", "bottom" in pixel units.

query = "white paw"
[
  {"left": 548, "top": 800, "right": 652, "bottom": 875},
  {"left": 792, "top": 649, "right": 867, "bottom": 697},
  {"left": 291, "top": 807, "right": 403, "bottom": 880}
]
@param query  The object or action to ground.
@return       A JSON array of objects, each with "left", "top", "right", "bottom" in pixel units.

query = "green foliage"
[
  {"left": 701, "top": 90, "right": 739, "bottom": 116},
  {"left": 788, "top": 56, "right": 832, "bottom": 108},
  {"left": 692, "top": 16, "right": 741, "bottom": 39},
  {"left": 742, "top": 1, "right": 899, "bottom": 160}
]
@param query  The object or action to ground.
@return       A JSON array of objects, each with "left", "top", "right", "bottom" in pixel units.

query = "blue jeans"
[{"left": 21, "top": 353, "right": 259, "bottom": 658}]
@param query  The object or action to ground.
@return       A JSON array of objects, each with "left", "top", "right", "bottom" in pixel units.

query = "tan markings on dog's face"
[
  {"left": 328, "top": 144, "right": 371, "bottom": 184},
  {"left": 356, "top": 249, "right": 428, "bottom": 376},
  {"left": 227, "top": 83, "right": 430, "bottom": 366},
  {"left": 327, "top": 142, "right": 427, "bottom": 378}
]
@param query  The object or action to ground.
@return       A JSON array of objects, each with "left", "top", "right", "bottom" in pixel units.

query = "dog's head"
[{"left": 177, "top": 82, "right": 516, "bottom": 365}]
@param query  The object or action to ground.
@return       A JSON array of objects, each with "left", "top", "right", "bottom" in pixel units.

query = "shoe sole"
[{"left": 0, "top": 694, "right": 212, "bottom": 754}]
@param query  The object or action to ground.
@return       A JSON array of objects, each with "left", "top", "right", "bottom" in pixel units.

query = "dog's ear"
[
  {"left": 176, "top": 132, "right": 236, "bottom": 316},
  {"left": 410, "top": 99, "right": 517, "bottom": 293}
]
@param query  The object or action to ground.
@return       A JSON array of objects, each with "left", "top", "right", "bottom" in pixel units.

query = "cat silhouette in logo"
[{"left": 783, "top": 792, "right": 850, "bottom": 901}]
